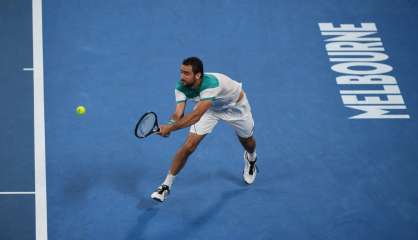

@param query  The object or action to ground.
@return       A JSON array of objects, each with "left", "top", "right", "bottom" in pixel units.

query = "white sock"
[
  {"left": 162, "top": 173, "right": 175, "bottom": 188},
  {"left": 247, "top": 150, "right": 257, "bottom": 162}
]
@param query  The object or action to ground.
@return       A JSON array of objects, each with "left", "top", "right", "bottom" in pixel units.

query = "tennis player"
[{"left": 151, "top": 57, "right": 257, "bottom": 202}]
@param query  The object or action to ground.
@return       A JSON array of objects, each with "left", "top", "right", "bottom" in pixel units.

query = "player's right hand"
[{"left": 158, "top": 125, "right": 171, "bottom": 137}]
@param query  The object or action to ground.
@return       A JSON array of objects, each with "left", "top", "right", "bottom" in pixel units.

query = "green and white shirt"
[{"left": 175, "top": 72, "right": 242, "bottom": 111}]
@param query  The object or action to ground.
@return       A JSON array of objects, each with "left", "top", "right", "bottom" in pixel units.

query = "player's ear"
[{"left": 196, "top": 72, "right": 202, "bottom": 80}]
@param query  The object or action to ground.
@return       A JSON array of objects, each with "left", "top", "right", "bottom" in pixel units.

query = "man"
[{"left": 151, "top": 57, "right": 257, "bottom": 202}]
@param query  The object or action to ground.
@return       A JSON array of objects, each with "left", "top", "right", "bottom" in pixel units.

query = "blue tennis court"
[{"left": 1, "top": 0, "right": 418, "bottom": 239}]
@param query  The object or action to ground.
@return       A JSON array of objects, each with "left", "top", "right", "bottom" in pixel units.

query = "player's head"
[{"left": 181, "top": 57, "right": 204, "bottom": 86}]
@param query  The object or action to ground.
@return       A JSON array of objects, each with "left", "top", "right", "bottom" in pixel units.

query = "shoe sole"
[
  {"left": 242, "top": 170, "right": 255, "bottom": 185},
  {"left": 244, "top": 179, "right": 255, "bottom": 185},
  {"left": 152, "top": 197, "right": 164, "bottom": 202}
]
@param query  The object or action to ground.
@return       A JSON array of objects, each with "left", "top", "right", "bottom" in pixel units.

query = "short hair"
[{"left": 182, "top": 57, "right": 204, "bottom": 78}]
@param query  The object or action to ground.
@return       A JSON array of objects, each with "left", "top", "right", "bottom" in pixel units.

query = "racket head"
[{"left": 134, "top": 112, "right": 160, "bottom": 138}]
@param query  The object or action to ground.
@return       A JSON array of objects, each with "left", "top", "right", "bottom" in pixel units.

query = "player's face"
[{"left": 180, "top": 65, "right": 199, "bottom": 87}]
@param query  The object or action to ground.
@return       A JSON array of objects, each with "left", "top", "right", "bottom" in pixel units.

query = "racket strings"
[{"left": 137, "top": 113, "right": 157, "bottom": 137}]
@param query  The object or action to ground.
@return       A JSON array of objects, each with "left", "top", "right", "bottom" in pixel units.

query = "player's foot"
[
  {"left": 150, "top": 184, "right": 170, "bottom": 202},
  {"left": 243, "top": 151, "right": 257, "bottom": 184}
]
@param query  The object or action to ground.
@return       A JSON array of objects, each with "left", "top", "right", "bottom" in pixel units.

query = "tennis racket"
[{"left": 134, "top": 112, "right": 160, "bottom": 138}]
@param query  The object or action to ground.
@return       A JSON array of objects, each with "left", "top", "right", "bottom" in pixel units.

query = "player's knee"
[{"left": 182, "top": 141, "right": 198, "bottom": 155}]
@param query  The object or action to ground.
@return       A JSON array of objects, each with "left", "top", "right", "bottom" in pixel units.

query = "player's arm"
[
  {"left": 169, "top": 99, "right": 212, "bottom": 132},
  {"left": 170, "top": 101, "right": 186, "bottom": 122}
]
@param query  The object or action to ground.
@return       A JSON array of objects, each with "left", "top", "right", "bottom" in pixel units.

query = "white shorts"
[{"left": 190, "top": 94, "right": 255, "bottom": 138}]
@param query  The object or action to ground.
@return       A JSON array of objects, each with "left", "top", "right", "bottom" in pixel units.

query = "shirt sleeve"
[{"left": 175, "top": 89, "right": 186, "bottom": 103}]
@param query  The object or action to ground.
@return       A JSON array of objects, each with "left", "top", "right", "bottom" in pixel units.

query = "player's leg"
[
  {"left": 237, "top": 134, "right": 258, "bottom": 184},
  {"left": 151, "top": 110, "right": 218, "bottom": 202},
  {"left": 151, "top": 133, "right": 205, "bottom": 202},
  {"left": 169, "top": 133, "right": 206, "bottom": 176},
  {"left": 237, "top": 135, "right": 256, "bottom": 155},
  {"left": 226, "top": 94, "right": 258, "bottom": 184}
]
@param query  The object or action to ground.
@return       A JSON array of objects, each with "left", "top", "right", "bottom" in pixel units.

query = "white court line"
[
  {"left": 23, "top": 67, "right": 34, "bottom": 71},
  {"left": 0, "top": 192, "right": 36, "bottom": 195},
  {"left": 33, "top": 0, "right": 48, "bottom": 239}
]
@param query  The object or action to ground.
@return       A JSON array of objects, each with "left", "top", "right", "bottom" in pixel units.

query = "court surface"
[{"left": 1, "top": 0, "right": 418, "bottom": 239}]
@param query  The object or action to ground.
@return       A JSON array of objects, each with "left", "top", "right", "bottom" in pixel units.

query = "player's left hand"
[{"left": 158, "top": 124, "right": 172, "bottom": 137}]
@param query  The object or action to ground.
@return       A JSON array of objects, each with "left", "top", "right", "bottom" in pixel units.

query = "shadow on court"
[
  {"left": 217, "top": 168, "right": 247, "bottom": 186},
  {"left": 125, "top": 205, "right": 160, "bottom": 240},
  {"left": 127, "top": 187, "right": 249, "bottom": 240}
]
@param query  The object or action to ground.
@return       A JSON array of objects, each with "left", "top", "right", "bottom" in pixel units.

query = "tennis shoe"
[
  {"left": 151, "top": 184, "right": 170, "bottom": 202},
  {"left": 243, "top": 151, "right": 258, "bottom": 184}
]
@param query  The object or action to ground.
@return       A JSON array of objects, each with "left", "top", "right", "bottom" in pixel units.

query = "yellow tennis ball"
[{"left": 76, "top": 106, "right": 86, "bottom": 115}]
